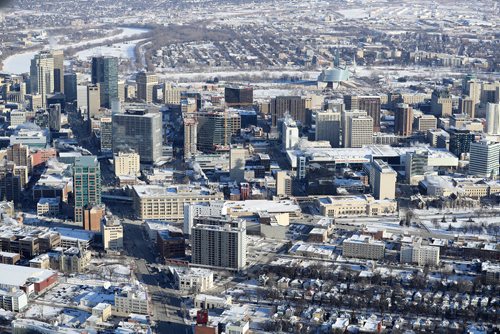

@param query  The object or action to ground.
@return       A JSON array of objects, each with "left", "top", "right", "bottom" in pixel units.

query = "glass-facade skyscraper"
[{"left": 91, "top": 56, "right": 118, "bottom": 108}]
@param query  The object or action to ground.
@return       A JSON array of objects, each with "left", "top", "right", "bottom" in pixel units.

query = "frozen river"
[{"left": 1, "top": 27, "right": 149, "bottom": 74}]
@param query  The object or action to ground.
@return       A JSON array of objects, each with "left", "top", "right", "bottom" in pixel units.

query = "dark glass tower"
[{"left": 91, "top": 56, "right": 118, "bottom": 108}]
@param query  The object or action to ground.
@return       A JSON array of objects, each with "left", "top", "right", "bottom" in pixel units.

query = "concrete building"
[
  {"left": 6, "top": 143, "right": 31, "bottom": 173},
  {"left": 0, "top": 288, "right": 28, "bottom": 312},
  {"left": 37, "top": 197, "right": 60, "bottom": 216},
  {"left": 184, "top": 117, "right": 198, "bottom": 160},
  {"left": 394, "top": 103, "right": 413, "bottom": 136},
  {"left": 344, "top": 115, "right": 373, "bottom": 148},
  {"left": 73, "top": 156, "right": 101, "bottom": 224},
  {"left": 415, "top": 114, "right": 437, "bottom": 132},
  {"left": 229, "top": 146, "right": 247, "bottom": 183},
  {"left": 132, "top": 185, "right": 224, "bottom": 220},
  {"left": 369, "top": 159, "right": 397, "bottom": 200},
  {"left": 86, "top": 84, "right": 101, "bottom": 119},
  {"left": 101, "top": 218, "right": 123, "bottom": 251},
  {"left": 136, "top": 72, "right": 158, "bottom": 103},
  {"left": 344, "top": 95, "right": 381, "bottom": 131},
  {"left": 486, "top": 102, "right": 500, "bottom": 135},
  {"left": 99, "top": 116, "right": 113, "bottom": 152},
  {"left": 282, "top": 115, "right": 299, "bottom": 150},
  {"left": 270, "top": 96, "right": 307, "bottom": 127},
  {"left": 315, "top": 109, "right": 342, "bottom": 148},
  {"left": 400, "top": 242, "right": 440, "bottom": 266},
  {"left": 430, "top": 89, "right": 452, "bottom": 117},
  {"left": 191, "top": 221, "right": 247, "bottom": 271},
  {"left": 114, "top": 289, "right": 149, "bottom": 316},
  {"left": 29, "top": 51, "right": 54, "bottom": 108},
  {"left": 157, "top": 228, "right": 185, "bottom": 260},
  {"left": 342, "top": 235, "right": 385, "bottom": 260},
  {"left": 83, "top": 205, "right": 105, "bottom": 232},
  {"left": 172, "top": 267, "right": 214, "bottom": 293},
  {"left": 469, "top": 140, "right": 500, "bottom": 178},
  {"left": 183, "top": 201, "right": 225, "bottom": 235},
  {"left": 114, "top": 151, "right": 140, "bottom": 177},
  {"left": 276, "top": 171, "right": 292, "bottom": 197},
  {"left": 459, "top": 96, "right": 475, "bottom": 118},
  {"left": 317, "top": 195, "right": 397, "bottom": 218},
  {"left": 112, "top": 108, "right": 163, "bottom": 163}
]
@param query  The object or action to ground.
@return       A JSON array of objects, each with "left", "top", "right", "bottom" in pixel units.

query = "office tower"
[
  {"left": 480, "top": 81, "right": 500, "bottom": 106},
  {"left": 449, "top": 128, "right": 474, "bottom": 158},
  {"left": 30, "top": 51, "right": 54, "bottom": 108},
  {"left": 344, "top": 95, "right": 381, "bottom": 131},
  {"left": 405, "top": 151, "right": 430, "bottom": 185},
  {"left": 276, "top": 171, "right": 292, "bottom": 197},
  {"left": 224, "top": 85, "right": 253, "bottom": 108},
  {"left": 87, "top": 84, "right": 101, "bottom": 119},
  {"left": 282, "top": 115, "right": 299, "bottom": 150},
  {"left": 394, "top": 103, "right": 413, "bottom": 136},
  {"left": 486, "top": 102, "right": 500, "bottom": 135},
  {"left": 100, "top": 117, "right": 113, "bottom": 152},
  {"left": 51, "top": 50, "right": 64, "bottom": 94},
  {"left": 450, "top": 114, "right": 468, "bottom": 129},
  {"left": 343, "top": 113, "right": 373, "bottom": 148},
  {"left": 136, "top": 72, "right": 158, "bottom": 103},
  {"left": 229, "top": 146, "right": 247, "bottom": 183},
  {"left": 6, "top": 144, "right": 31, "bottom": 172},
  {"left": 27, "top": 94, "right": 43, "bottom": 111},
  {"left": 91, "top": 56, "right": 118, "bottom": 108},
  {"left": 469, "top": 141, "right": 500, "bottom": 178},
  {"left": 163, "top": 83, "right": 182, "bottom": 104},
  {"left": 183, "top": 117, "right": 198, "bottom": 160},
  {"left": 73, "top": 156, "right": 101, "bottom": 223},
  {"left": 458, "top": 96, "right": 475, "bottom": 118},
  {"left": 112, "top": 109, "right": 163, "bottom": 163},
  {"left": 341, "top": 109, "right": 367, "bottom": 147},
  {"left": 48, "top": 104, "right": 61, "bottom": 131},
  {"left": 83, "top": 204, "right": 105, "bottom": 232},
  {"left": 463, "top": 79, "right": 481, "bottom": 105},
  {"left": 415, "top": 114, "right": 437, "bottom": 132},
  {"left": 117, "top": 80, "right": 125, "bottom": 102},
  {"left": 196, "top": 111, "right": 240, "bottom": 153},
  {"left": 64, "top": 73, "right": 77, "bottom": 103},
  {"left": 430, "top": 89, "right": 452, "bottom": 117},
  {"left": 315, "top": 109, "right": 341, "bottom": 148},
  {"left": 191, "top": 221, "right": 247, "bottom": 270},
  {"left": 270, "top": 96, "right": 307, "bottom": 126},
  {"left": 370, "top": 159, "right": 397, "bottom": 200},
  {"left": 0, "top": 162, "right": 21, "bottom": 205}
]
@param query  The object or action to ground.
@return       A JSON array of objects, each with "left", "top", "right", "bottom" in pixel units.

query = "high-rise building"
[
  {"left": 430, "top": 89, "right": 452, "bottom": 117},
  {"left": 191, "top": 220, "right": 247, "bottom": 271},
  {"left": 394, "top": 103, "right": 413, "bottom": 136},
  {"left": 229, "top": 146, "right": 247, "bottom": 183},
  {"left": 136, "top": 72, "right": 158, "bottom": 103},
  {"left": 87, "top": 84, "right": 101, "bottom": 119},
  {"left": 315, "top": 109, "right": 341, "bottom": 148},
  {"left": 83, "top": 204, "right": 105, "bottom": 232},
  {"left": 458, "top": 96, "right": 475, "bottom": 118},
  {"left": 282, "top": 116, "right": 299, "bottom": 150},
  {"left": 270, "top": 96, "right": 307, "bottom": 126},
  {"left": 183, "top": 117, "right": 198, "bottom": 160},
  {"left": 6, "top": 144, "right": 31, "bottom": 173},
  {"left": 449, "top": 128, "right": 474, "bottom": 158},
  {"left": 469, "top": 141, "right": 500, "bottom": 178},
  {"left": 64, "top": 73, "right": 77, "bottom": 103},
  {"left": 51, "top": 50, "right": 64, "bottom": 94},
  {"left": 99, "top": 117, "right": 113, "bottom": 152},
  {"left": 196, "top": 111, "right": 240, "bottom": 153},
  {"left": 344, "top": 95, "right": 381, "bottom": 131},
  {"left": 405, "top": 151, "right": 429, "bottom": 185},
  {"left": 369, "top": 159, "right": 397, "bottom": 200},
  {"left": 91, "top": 56, "right": 118, "bottom": 108},
  {"left": 224, "top": 85, "right": 253, "bottom": 108},
  {"left": 341, "top": 109, "right": 367, "bottom": 147},
  {"left": 30, "top": 51, "right": 55, "bottom": 108},
  {"left": 415, "top": 114, "right": 437, "bottom": 132},
  {"left": 48, "top": 104, "right": 61, "bottom": 132},
  {"left": 480, "top": 81, "right": 500, "bottom": 107},
  {"left": 343, "top": 113, "right": 373, "bottom": 148},
  {"left": 0, "top": 162, "right": 21, "bottom": 205},
  {"left": 73, "top": 156, "right": 101, "bottom": 223},
  {"left": 486, "top": 102, "right": 500, "bottom": 135},
  {"left": 112, "top": 109, "right": 163, "bottom": 163},
  {"left": 114, "top": 151, "right": 140, "bottom": 177},
  {"left": 276, "top": 171, "right": 292, "bottom": 197}
]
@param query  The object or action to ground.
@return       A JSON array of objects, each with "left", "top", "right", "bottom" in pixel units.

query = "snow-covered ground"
[{"left": 75, "top": 38, "right": 146, "bottom": 61}]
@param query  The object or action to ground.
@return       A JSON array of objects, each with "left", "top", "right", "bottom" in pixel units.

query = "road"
[{"left": 122, "top": 219, "right": 192, "bottom": 334}]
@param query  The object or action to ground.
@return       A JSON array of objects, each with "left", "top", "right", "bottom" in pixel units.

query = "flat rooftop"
[{"left": 0, "top": 263, "right": 56, "bottom": 287}]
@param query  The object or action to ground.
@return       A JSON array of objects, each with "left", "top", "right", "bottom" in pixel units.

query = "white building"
[
  {"left": 486, "top": 102, "right": 500, "bottom": 135},
  {"left": 0, "top": 288, "right": 28, "bottom": 312},
  {"left": 194, "top": 294, "right": 232, "bottom": 309},
  {"left": 400, "top": 243, "right": 440, "bottom": 266},
  {"left": 101, "top": 218, "right": 123, "bottom": 251},
  {"left": 183, "top": 201, "right": 224, "bottom": 235},
  {"left": 114, "top": 288, "right": 149, "bottom": 316},
  {"left": 369, "top": 159, "right": 397, "bottom": 200},
  {"left": 36, "top": 197, "right": 60, "bottom": 216},
  {"left": 469, "top": 140, "right": 500, "bottom": 178},
  {"left": 282, "top": 115, "right": 299, "bottom": 150},
  {"left": 171, "top": 267, "right": 214, "bottom": 293},
  {"left": 114, "top": 151, "right": 140, "bottom": 177},
  {"left": 342, "top": 235, "right": 385, "bottom": 260}
]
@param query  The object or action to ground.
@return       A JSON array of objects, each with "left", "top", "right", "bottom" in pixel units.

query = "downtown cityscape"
[{"left": 0, "top": 0, "right": 499, "bottom": 333}]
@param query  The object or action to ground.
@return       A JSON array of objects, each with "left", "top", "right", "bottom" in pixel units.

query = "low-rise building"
[
  {"left": 114, "top": 288, "right": 149, "bottom": 316},
  {"left": 101, "top": 218, "right": 123, "bottom": 251},
  {"left": 0, "top": 288, "right": 28, "bottom": 312},
  {"left": 342, "top": 235, "right": 385, "bottom": 260},
  {"left": 37, "top": 197, "right": 60, "bottom": 216},
  {"left": 171, "top": 267, "right": 214, "bottom": 293},
  {"left": 317, "top": 195, "right": 397, "bottom": 218},
  {"left": 400, "top": 242, "right": 440, "bottom": 266}
]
